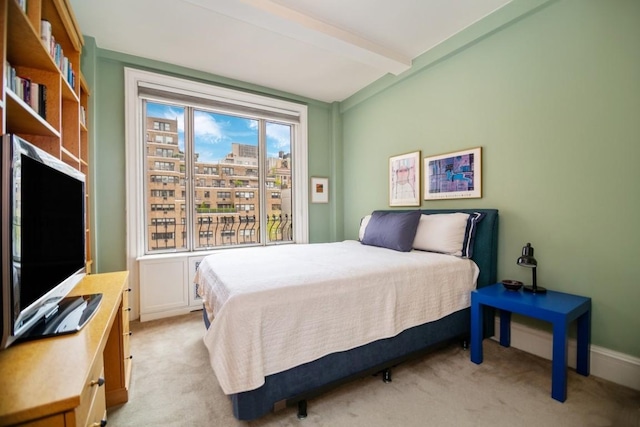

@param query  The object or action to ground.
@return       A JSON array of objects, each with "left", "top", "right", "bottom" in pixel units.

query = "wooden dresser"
[{"left": 0, "top": 271, "right": 132, "bottom": 426}]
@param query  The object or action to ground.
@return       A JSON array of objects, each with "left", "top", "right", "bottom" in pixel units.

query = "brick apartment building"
[{"left": 145, "top": 116, "right": 291, "bottom": 251}]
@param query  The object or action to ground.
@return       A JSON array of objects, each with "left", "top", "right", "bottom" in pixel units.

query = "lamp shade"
[{"left": 517, "top": 242, "right": 537, "bottom": 268}]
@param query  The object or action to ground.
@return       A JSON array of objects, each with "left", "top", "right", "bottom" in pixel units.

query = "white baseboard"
[{"left": 493, "top": 317, "right": 640, "bottom": 391}]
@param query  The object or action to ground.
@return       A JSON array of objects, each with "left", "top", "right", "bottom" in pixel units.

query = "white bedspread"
[{"left": 195, "top": 240, "right": 479, "bottom": 395}]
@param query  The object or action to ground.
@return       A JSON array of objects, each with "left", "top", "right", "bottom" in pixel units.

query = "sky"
[{"left": 146, "top": 102, "right": 291, "bottom": 163}]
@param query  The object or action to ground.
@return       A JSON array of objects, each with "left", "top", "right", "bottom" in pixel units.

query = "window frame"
[{"left": 125, "top": 68, "right": 309, "bottom": 268}]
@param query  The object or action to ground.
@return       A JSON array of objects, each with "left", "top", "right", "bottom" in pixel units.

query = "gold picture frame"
[{"left": 424, "top": 147, "right": 482, "bottom": 200}]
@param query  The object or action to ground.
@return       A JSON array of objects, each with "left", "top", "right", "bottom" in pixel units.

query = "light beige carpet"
[{"left": 107, "top": 311, "right": 639, "bottom": 427}]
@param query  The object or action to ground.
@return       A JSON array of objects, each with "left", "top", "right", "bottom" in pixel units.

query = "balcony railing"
[
  {"left": 196, "top": 214, "right": 293, "bottom": 246},
  {"left": 147, "top": 214, "right": 293, "bottom": 251},
  {"left": 266, "top": 214, "right": 292, "bottom": 242}
]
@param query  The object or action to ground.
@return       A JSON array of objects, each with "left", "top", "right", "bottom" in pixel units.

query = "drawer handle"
[
  {"left": 126, "top": 288, "right": 132, "bottom": 292},
  {"left": 124, "top": 331, "right": 132, "bottom": 336},
  {"left": 90, "top": 377, "right": 105, "bottom": 387},
  {"left": 90, "top": 419, "right": 107, "bottom": 427},
  {"left": 125, "top": 307, "right": 132, "bottom": 312}
]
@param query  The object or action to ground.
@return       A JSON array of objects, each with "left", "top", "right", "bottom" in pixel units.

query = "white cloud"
[
  {"left": 266, "top": 122, "right": 291, "bottom": 150},
  {"left": 194, "top": 112, "right": 225, "bottom": 143}
]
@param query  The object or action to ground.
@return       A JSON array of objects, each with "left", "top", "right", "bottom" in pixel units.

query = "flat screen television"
[{"left": 1, "top": 134, "right": 100, "bottom": 350}]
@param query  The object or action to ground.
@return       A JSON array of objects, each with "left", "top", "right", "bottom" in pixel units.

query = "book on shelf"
[
  {"left": 39, "top": 84, "right": 47, "bottom": 120},
  {"left": 29, "top": 83, "right": 39, "bottom": 112},
  {"left": 6, "top": 62, "right": 16, "bottom": 93},
  {"left": 40, "top": 20, "right": 52, "bottom": 52},
  {"left": 80, "top": 106, "right": 87, "bottom": 127},
  {"left": 4, "top": 60, "right": 10, "bottom": 89},
  {"left": 40, "top": 20, "right": 76, "bottom": 89},
  {"left": 6, "top": 61, "right": 47, "bottom": 120},
  {"left": 21, "top": 76, "right": 31, "bottom": 105}
]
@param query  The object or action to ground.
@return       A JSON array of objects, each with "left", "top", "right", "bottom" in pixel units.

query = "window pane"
[
  {"left": 193, "top": 110, "right": 259, "bottom": 248},
  {"left": 265, "top": 121, "right": 292, "bottom": 243},
  {"left": 145, "top": 102, "right": 186, "bottom": 252}
]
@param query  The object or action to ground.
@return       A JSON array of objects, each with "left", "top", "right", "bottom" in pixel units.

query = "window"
[
  {"left": 202, "top": 166, "right": 217, "bottom": 175},
  {"left": 150, "top": 175, "right": 179, "bottom": 184},
  {"left": 150, "top": 190, "right": 175, "bottom": 198},
  {"left": 153, "top": 161, "right": 174, "bottom": 171},
  {"left": 125, "top": 69, "right": 308, "bottom": 258},
  {"left": 155, "top": 148, "right": 174, "bottom": 157},
  {"left": 152, "top": 232, "right": 175, "bottom": 240},
  {"left": 151, "top": 204, "right": 175, "bottom": 212},
  {"left": 151, "top": 218, "right": 176, "bottom": 225}
]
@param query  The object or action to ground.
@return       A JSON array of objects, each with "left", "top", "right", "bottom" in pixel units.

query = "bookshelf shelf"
[{"left": 5, "top": 89, "right": 59, "bottom": 136}]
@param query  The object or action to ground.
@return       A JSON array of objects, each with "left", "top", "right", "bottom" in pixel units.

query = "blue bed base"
[{"left": 204, "top": 209, "right": 499, "bottom": 420}]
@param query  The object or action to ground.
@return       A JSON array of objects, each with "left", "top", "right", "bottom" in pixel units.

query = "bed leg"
[
  {"left": 297, "top": 400, "right": 308, "bottom": 419},
  {"left": 382, "top": 368, "right": 392, "bottom": 383}
]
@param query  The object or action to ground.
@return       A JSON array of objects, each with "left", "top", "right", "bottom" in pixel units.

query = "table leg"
[
  {"left": 499, "top": 310, "right": 511, "bottom": 347},
  {"left": 576, "top": 308, "right": 591, "bottom": 376},
  {"left": 551, "top": 321, "right": 568, "bottom": 402},
  {"left": 470, "top": 296, "right": 483, "bottom": 364}
]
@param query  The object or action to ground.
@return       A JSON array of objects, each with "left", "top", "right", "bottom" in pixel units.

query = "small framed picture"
[
  {"left": 389, "top": 151, "right": 421, "bottom": 207},
  {"left": 310, "top": 177, "right": 329, "bottom": 203},
  {"left": 424, "top": 147, "right": 482, "bottom": 200}
]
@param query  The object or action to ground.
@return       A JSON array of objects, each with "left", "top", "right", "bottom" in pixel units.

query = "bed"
[{"left": 195, "top": 208, "right": 499, "bottom": 420}]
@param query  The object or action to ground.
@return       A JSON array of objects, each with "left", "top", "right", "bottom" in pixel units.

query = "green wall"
[
  {"left": 82, "top": 0, "right": 639, "bottom": 358},
  {"left": 80, "top": 43, "right": 336, "bottom": 273},
  {"left": 340, "top": 0, "right": 640, "bottom": 357}
]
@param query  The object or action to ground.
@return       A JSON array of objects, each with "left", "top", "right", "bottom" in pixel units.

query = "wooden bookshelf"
[{"left": 1, "top": 0, "right": 92, "bottom": 269}]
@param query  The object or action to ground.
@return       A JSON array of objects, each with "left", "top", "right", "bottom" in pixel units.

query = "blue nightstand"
[{"left": 470, "top": 283, "right": 591, "bottom": 402}]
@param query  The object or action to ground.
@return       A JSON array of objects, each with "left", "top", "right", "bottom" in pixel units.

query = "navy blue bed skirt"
[{"left": 228, "top": 308, "right": 470, "bottom": 420}]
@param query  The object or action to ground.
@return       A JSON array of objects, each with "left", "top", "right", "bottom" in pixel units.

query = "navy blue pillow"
[{"left": 361, "top": 210, "right": 421, "bottom": 252}]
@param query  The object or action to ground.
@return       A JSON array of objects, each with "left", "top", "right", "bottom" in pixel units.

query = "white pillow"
[
  {"left": 412, "top": 213, "right": 470, "bottom": 256},
  {"left": 358, "top": 214, "right": 372, "bottom": 240}
]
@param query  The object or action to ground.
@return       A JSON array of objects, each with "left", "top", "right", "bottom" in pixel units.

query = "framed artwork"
[
  {"left": 389, "top": 151, "right": 421, "bottom": 207},
  {"left": 310, "top": 177, "right": 329, "bottom": 203},
  {"left": 424, "top": 147, "right": 482, "bottom": 200}
]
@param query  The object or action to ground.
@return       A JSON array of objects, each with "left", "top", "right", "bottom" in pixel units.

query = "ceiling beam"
[{"left": 181, "top": 0, "right": 412, "bottom": 75}]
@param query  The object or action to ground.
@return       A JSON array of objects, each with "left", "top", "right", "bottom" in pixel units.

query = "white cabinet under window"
[
  {"left": 139, "top": 257, "right": 189, "bottom": 321},
  {"left": 139, "top": 255, "right": 207, "bottom": 321}
]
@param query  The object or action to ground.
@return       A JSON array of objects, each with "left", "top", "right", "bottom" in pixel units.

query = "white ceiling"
[{"left": 69, "top": 0, "right": 511, "bottom": 103}]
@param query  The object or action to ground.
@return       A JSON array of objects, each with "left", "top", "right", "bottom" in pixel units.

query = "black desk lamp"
[{"left": 517, "top": 243, "right": 546, "bottom": 294}]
